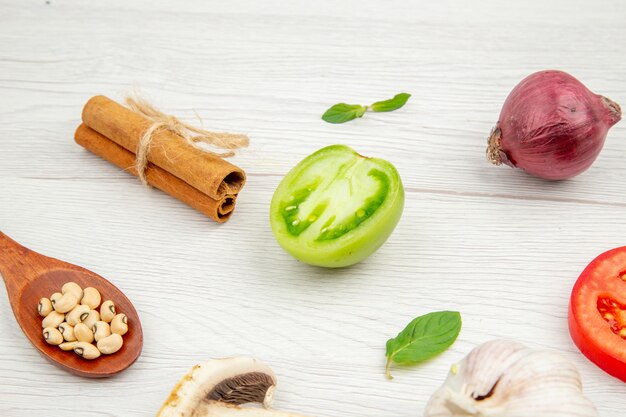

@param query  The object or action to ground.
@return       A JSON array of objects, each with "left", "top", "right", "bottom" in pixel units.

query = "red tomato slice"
[{"left": 569, "top": 246, "right": 626, "bottom": 382}]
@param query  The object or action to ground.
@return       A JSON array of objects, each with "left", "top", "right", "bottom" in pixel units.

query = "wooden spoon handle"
[{"left": 0, "top": 232, "right": 59, "bottom": 293}]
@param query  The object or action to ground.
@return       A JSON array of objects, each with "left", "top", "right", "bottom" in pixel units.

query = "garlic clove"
[{"left": 424, "top": 340, "right": 598, "bottom": 417}]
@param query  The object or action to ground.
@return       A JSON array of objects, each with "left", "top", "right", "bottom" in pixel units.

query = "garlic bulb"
[{"left": 424, "top": 340, "right": 598, "bottom": 417}]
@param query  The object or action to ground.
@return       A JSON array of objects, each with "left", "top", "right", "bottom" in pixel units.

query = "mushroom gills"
[{"left": 208, "top": 372, "right": 276, "bottom": 405}]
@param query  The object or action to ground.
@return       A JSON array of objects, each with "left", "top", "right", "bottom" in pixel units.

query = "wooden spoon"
[{"left": 0, "top": 231, "right": 143, "bottom": 378}]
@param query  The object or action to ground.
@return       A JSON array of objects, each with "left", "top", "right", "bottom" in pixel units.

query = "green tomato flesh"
[{"left": 270, "top": 145, "right": 404, "bottom": 268}]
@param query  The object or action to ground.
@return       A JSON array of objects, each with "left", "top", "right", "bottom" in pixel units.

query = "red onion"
[{"left": 487, "top": 70, "right": 621, "bottom": 180}]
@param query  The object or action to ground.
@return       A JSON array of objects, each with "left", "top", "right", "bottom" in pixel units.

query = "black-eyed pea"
[
  {"left": 74, "top": 323, "right": 94, "bottom": 343},
  {"left": 43, "top": 327, "right": 63, "bottom": 345},
  {"left": 61, "top": 282, "right": 83, "bottom": 299},
  {"left": 80, "top": 310, "right": 100, "bottom": 330},
  {"left": 50, "top": 292, "right": 62, "bottom": 308},
  {"left": 58, "top": 322, "right": 76, "bottom": 342},
  {"left": 100, "top": 300, "right": 116, "bottom": 323},
  {"left": 41, "top": 311, "right": 64, "bottom": 328},
  {"left": 52, "top": 291, "right": 80, "bottom": 314},
  {"left": 79, "top": 310, "right": 90, "bottom": 322},
  {"left": 38, "top": 297, "right": 52, "bottom": 317},
  {"left": 74, "top": 342, "right": 101, "bottom": 360},
  {"left": 81, "top": 287, "right": 101, "bottom": 309},
  {"left": 96, "top": 333, "right": 123, "bottom": 354},
  {"left": 66, "top": 305, "right": 90, "bottom": 326},
  {"left": 59, "top": 341, "right": 78, "bottom": 351},
  {"left": 93, "top": 321, "right": 111, "bottom": 342},
  {"left": 110, "top": 314, "right": 128, "bottom": 336}
]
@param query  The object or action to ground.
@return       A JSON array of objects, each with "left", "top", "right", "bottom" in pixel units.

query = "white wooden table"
[{"left": 1, "top": 0, "right": 625, "bottom": 415}]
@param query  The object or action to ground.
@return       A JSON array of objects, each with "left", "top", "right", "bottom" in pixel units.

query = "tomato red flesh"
[
  {"left": 569, "top": 246, "right": 626, "bottom": 382},
  {"left": 597, "top": 297, "right": 626, "bottom": 338}
]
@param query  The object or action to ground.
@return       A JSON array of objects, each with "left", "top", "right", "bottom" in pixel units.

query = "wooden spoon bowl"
[{"left": 0, "top": 232, "right": 143, "bottom": 378}]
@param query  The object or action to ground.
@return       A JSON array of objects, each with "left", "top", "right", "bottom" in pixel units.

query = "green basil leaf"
[
  {"left": 321, "top": 103, "right": 367, "bottom": 124},
  {"left": 370, "top": 93, "right": 411, "bottom": 112},
  {"left": 385, "top": 311, "right": 461, "bottom": 379}
]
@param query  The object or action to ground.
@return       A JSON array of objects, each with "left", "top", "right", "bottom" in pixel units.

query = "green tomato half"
[{"left": 270, "top": 144, "right": 404, "bottom": 268}]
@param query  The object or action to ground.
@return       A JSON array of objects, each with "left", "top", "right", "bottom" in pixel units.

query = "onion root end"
[
  {"left": 486, "top": 124, "right": 504, "bottom": 166},
  {"left": 599, "top": 95, "right": 622, "bottom": 126}
]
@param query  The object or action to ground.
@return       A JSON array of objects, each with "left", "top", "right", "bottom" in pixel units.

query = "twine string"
[{"left": 125, "top": 96, "right": 249, "bottom": 186}]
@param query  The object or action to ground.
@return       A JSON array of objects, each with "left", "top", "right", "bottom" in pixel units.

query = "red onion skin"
[{"left": 488, "top": 70, "right": 621, "bottom": 180}]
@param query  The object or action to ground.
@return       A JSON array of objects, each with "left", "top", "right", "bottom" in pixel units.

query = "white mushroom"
[
  {"left": 157, "top": 357, "right": 310, "bottom": 417},
  {"left": 194, "top": 402, "right": 311, "bottom": 417},
  {"left": 424, "top": 340, "right": 598, "bottom": 417}
]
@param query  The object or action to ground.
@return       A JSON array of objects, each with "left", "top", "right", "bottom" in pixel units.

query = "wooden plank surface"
[{"left": 1, "top": 0, "right": 625, "bottom": 415}]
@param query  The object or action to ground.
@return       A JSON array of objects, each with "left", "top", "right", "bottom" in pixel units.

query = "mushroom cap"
[
  {"left": 158, "top": 357, "right": 278, "bottom": 417},
  {"left": 195, "top": 401, "right": 310, "bottom": 417}
]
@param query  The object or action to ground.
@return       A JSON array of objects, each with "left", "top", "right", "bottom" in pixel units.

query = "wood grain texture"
[
  {"left": 0, "top": 232, "right": 143, "bottom": 378},
  {"left": 0, "top": 0, "right": 625, "bottom": 415}
]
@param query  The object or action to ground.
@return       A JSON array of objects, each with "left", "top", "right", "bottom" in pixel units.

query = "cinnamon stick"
[
  {"left": 81, "top": 95, "right": 245, "bottom": 200},
  {"left": 74, "top": 124, "right": 236, "bottom": 223}
]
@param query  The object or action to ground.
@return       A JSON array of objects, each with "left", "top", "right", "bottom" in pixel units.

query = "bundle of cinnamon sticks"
[{"left": 75, "top": 96, "right": 246, "bottom": 222}]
